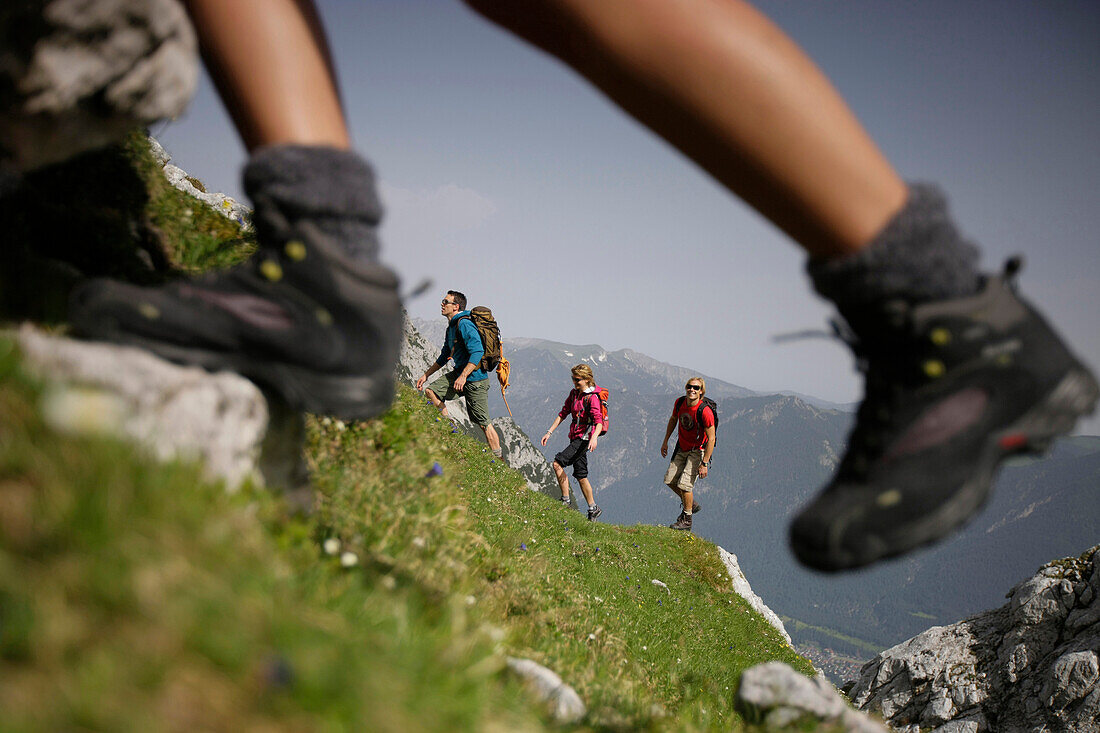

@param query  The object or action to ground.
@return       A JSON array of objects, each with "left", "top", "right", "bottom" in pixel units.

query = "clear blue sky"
[{"left": 158, "top": 0, "right": 1100, "bottom": 429}]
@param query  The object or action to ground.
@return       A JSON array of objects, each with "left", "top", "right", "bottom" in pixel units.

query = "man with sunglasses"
[
  {"left": 661, "top": 378, "right": 716, "bottom": 531},
  {"left": 416, "top": 290, "right": 502, "bottom": 458}
]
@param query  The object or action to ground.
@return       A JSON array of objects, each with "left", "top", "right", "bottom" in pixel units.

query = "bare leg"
[
  {"left": 552, "top": 462, "right": 570, "bottom": 500},
  {"left": 463, "top": 0, "right": 905, "bottom": 257},
  {"left": 423, "top": 388, "right": 450, "bottom": 418},
  {"left": 183, "top": 0, "right": 350, "bottom": 150},
  {"left": 483, "top": 423, "right": 501, "bottom": 452},
  {"left": 577, "top": 478, "right": 596, "bottom": 507},
  {"left": 681, "top": 488, "right": 693, "bottom": 513}
]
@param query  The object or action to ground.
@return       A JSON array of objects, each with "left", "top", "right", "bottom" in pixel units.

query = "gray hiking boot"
[
  {"left": 587, "top": 505, "right": 602, "bottom": 522},
  {"left": 790, "top": 259, "right": 1099, "bottom": 571}
]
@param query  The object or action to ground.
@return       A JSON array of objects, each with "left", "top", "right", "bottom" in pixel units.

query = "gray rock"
[
  {"left": 12, "top": 324, "right": 302, "bottom": 492},
  {"left": 849, "top": 546, "right": 1100, "bottom": 733},
  {"left": 1, "top": 0, "right": 197, "bottom": 171},
  {"left": 717, "top": 546, "right": 792, "bottom": 645},
  {"left": 505, "top": 657, "right": 585, "bottom": 724},
  {"left": 736, "top": 661, "right": 888, "bottom": 732}
]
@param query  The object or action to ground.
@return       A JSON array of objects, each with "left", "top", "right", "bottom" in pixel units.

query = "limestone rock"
[
  {"left": 1, "top": 0, "right": 198, "bottom": 171},
  {"left": 849, "top": 546, "right": 1100, "bottom": 732},
  {"left": 12, "top": 324, "right": 303, "bottom": 492},
  {"left": 736, "top": 661, "right": 888, "bottom": 732},
  {"left": 148, "top": 137, "right": 251, "bottom": 228},
  {"left": 718, "top": 546, "right": 792, "bottom": 645},
  {"left": 505, "top": 657, "right": 586, "bottom": 724}
]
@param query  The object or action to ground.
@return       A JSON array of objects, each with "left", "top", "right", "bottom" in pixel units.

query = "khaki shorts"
[
  {"left": 428, "top": 371, "right": 491, "bottom": 426},
  {"left": 664, "top": 449, "right": 703, "bottom": 492}
]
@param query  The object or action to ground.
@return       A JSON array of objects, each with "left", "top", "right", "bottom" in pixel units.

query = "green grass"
[{"left": 0, "top": 132, "right": 820, "bottom": 731}]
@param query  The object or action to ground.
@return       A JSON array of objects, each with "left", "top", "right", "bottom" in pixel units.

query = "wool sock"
[
  {"left": 244, "top": 145, "right": 382, "bottom": 263},
  {"left": 806, "top": 184, "right": 981, "bottom": 318}
]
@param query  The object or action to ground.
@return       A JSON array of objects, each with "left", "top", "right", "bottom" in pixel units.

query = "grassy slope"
[{"left": 0, "top": 133, "right": 816, "bottom": 731}]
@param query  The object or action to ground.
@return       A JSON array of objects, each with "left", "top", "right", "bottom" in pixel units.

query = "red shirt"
[{"left": 674, "top": 398, "right": 715, "bottom": 452}]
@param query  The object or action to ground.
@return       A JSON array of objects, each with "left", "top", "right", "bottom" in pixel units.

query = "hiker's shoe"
[
  {"left": 587, "top": 505, "right": 602, "bottom": 522},
  {"left": 560, "top": 496, "right": 571, "bottom": 507},
  {"left": 69, "top": 211, "right": 402, "bottom": 421},
  {"left": 669, "top": 511, "right": 692, "bottom": 531},
  {"left": 790, "top": 260, "right": 1098, "bottom": 572}
]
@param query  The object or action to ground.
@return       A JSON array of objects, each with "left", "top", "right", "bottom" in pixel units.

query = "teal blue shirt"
[{"left": 435, "top": 311, "right": 488, "bottom": 382}]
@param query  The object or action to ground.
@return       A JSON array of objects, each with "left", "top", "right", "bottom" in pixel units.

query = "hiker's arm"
[
  {"left": 542, "top": 415, "right": 564, "bottom": 446},
  {"left": 587, "top": 395, "right": 601, "bottom": 452},
  {"left": 416, "top": 361, "right": 443, "bottom": 390},
  {"left": 699, "top": 424, "right": 716, "bottom": 477},
  {"left": 660, "top": 413, "right": 677, "bottom": 457},
  {"left": 453, "top": 360, "right": 477, "bottom": 392}
]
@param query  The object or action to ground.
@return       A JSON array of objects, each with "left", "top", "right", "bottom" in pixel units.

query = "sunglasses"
[
  {"left": 686, "top": 385, "right": 702, "bottom": 391},
  {"left": 441, "top": 299, "right": 456, "bottom": 306}
]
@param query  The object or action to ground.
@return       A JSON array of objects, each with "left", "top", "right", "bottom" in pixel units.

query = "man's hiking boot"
[
  {"left": 790, "top": 260, "right": 1098, "bottom": 572},
  {"left": 587, "top": 505, "right": 602, "bottom": 522},
  {"left": 69, "top": 205, "right": 402, "bottom": 421},
  {"left": 670, "top": 511, "right": 692, "bottom": 531},
  {"left": 560, "top": 496, "right": 571, "bottom": 507}
]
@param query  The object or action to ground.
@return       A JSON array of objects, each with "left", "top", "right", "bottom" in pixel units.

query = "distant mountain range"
[{"left": 410, "top": 318, "right": 1100, "bottom": 681}]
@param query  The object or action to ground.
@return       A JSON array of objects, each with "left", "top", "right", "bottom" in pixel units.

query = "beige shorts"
[{"left": 664, "top": 449, "right": 703, "bottom": 492}]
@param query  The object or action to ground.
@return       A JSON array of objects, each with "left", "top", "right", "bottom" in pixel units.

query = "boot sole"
[
  {"left": 794, "top": 366, "right": 1100, "bottom": 571},
  {"left": 103, "top": 335, "right": 395, "bottom": 421}
]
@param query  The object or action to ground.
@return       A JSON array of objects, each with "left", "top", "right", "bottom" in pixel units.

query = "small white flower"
[
  {"left": 588, "top": 633, "right": 596, "bottom": 641},
  {"left": 323, "top": 538, "right": 341, "bottom": 555},
  {"left": 642, "top": 646, "right": 647, "bottom": 651},
  {"left": 340, "top": 551, "right": 359, "bottom": 567},
  {"left": 412, "top": 537, "right": 426, "bottom": 549},
  {"left": 381, "top": 575, "right": 396, "bottom": 590},
  {"left": 465, "top": 595, "right": 476, "bottom": 606}
]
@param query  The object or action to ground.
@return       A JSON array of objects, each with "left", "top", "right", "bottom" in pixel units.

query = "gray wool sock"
[
  {"left": 806, "top": 183, "right": 981, "bottom": 314},
  {"left": 243, "top": 145, "right": 383, "bottom": 262}
]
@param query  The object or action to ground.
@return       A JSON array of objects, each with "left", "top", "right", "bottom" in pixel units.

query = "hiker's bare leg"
[
  {"left": 552, "top": 462, "right": 570, "bottom": 500},
  {"left": 462, "top": 0, "right": 905, "bottom": 257},
  {"left": 183, "top": 0, "right": 350, "bottom": 150},
  {"left": 482, "top": 423, "right": 501, "bottom": 452},
  {"left": 681, "top": 488, "right": 693, "bottom": 513},
  {"left": 424, "top": 388, "right": 450, "bottom": 417},
  {"left": 577, "top": 478, "right": 596, "bottom": 507}
]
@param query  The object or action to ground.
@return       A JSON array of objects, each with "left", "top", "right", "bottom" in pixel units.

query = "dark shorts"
[{"left": 554, "top": 437, "right": 590, "bottom": 479}]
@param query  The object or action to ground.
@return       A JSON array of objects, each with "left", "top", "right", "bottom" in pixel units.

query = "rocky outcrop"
[
  {"left": 848, "top": 545, "right": 1100, "bottom": 732},
  {"left": 718, "top": 547, "right": 791, "bottom": 645},
  {"left": 1, "top": 0, "right": 197, "bottom": 172},
  {"left": 147, "top": 137, "right": 251, "bottom": 227},
  {"left": 736, "top": 661, "right": 888, "bottom": 732},
  {"left": 11, "top": 324, "right": 303, "bottom": 492}
]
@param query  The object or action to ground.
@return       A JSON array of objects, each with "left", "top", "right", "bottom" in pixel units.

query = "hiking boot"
[
  {"left": 790, "top": 260, "right": 1099, "bottom": 572},
  {"left": 69, "top": 203, "right": 402, "bottom": 421},
  {"left": 669, "top": 511, "right": 692, "bottom": 531},
  {"left": 560, "top": 496, "right": 571, "bottom": 507},
  {"left": 587, "top": 505, "right": 602, "bottom": 522}
]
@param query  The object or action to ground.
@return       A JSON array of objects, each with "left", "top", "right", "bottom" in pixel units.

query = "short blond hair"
[
  {"left": 685, "top": 377, "right": 706, "bottom": 396},
  {"left": 571, "top": 363, "right": 594, "bottom": 384}
]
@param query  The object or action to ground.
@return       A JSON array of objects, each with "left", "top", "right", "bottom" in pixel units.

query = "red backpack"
[{"left": 583, "top": 385, "right": 609, "bottom": 435}]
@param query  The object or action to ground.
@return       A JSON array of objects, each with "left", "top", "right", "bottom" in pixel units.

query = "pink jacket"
[{"left": 559, "top": 388, "right": 605, "bottom": 440}]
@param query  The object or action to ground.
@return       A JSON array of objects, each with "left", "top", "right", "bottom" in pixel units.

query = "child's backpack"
[
  {"left": 674, "top": 395, "right": 719, "bottom": 446},
  {"left": 458, "top": 306, "right": 502, "bottom": 372},
  {"left": 579, "top": 385, "right": 610, "bottom": 435}
]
